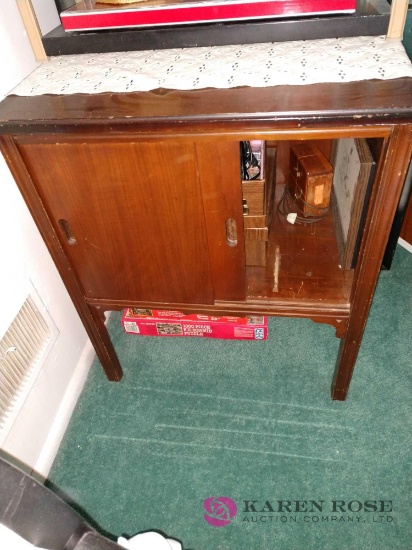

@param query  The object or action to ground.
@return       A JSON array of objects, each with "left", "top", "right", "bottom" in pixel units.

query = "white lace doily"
[{"left": 11, "top": 35, "right": 412, "bottom": 96}]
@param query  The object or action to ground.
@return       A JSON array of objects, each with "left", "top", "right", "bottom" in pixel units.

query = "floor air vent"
[{"left": 0, "top": 295, "right": 57, "bottom": 442}]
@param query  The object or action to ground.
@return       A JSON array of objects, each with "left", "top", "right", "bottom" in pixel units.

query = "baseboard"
[
  {"left": 32, "top": 339, "right": 95, "bottom": 481},
  {"left": 398, "top": 237, "right": 412, "bottom": 254}
]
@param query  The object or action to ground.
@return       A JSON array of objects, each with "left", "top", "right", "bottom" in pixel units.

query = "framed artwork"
[{"left": 331, "top": 138, "right": 376, "bottom": 270}]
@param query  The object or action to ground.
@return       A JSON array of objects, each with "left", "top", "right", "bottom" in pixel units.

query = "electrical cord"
[{"left": 277, "top": 183, "right": 330, "bottom": 225}]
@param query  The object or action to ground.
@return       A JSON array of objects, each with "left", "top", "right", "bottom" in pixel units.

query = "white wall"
[{"left": 0, "top": 1, "right": 93, "bottom": 477}]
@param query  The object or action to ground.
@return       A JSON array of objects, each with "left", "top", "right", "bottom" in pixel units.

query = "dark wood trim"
[
  {"left": 0, "top": 80, "right": 410, "bottom": 134},
  {"left": 87, "top": 296, "right": 351, "bottom": 316},
  {"left": 11, "top": 126, "right": 392, "bottom": 143},
  {"left": 86, "top": 297, "right": 350, "bottom": 331}
]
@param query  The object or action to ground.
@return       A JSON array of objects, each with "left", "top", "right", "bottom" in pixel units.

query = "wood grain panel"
[
  {"left": 196, "top": 141, "right": 246, "bottom": 301},
  {"left": 16, "top": 138, "right": 216, "bottom": 304}
]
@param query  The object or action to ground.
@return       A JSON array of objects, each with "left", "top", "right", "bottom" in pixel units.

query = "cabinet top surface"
[
  {"left": 1, "top": 78, "right": 412, "bottom": 133},
  {"left": 1, "top": 35, "right": 412, "bottom": 132}
]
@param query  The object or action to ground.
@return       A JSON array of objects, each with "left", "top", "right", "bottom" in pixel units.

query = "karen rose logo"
[
  {"left": 203, "top": 497, "right": 395, "bottom": 526},
  {"left": 203, "top": 496, "right": 238, "bottom": 527}
]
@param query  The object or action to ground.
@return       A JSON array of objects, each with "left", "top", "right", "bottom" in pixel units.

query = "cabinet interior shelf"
[
  {"left": 245, "top": 186, "right": 353, "bottom": 309},
  {"left": 241, "top": 138, "right": 361, "bottom": 315}
]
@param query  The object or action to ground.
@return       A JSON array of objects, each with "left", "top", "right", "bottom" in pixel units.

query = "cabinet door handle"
[
  {"left": 58, "top": 219, "right": 77, "bottom": 245},
  {"left": 225, "top": 218, "right": 238, "bottom": 247}
]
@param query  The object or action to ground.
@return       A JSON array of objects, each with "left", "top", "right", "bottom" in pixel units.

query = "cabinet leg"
[
  {"left": 332, "top": 126, "right": 412, "bottom": 401},
  {"left": 331, "top": 337, "right": 359, "bottom": 400},
  {"left": 87, "top": 306, "right": 123, "bottom": 381}
]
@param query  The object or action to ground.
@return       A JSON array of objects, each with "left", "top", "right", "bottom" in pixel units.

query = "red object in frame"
[{"left": 60, "top": 0, "right": 357, "bottom": 32}]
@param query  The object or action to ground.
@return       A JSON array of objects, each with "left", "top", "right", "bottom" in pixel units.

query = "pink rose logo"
[{"left": 203, "top": 496, "right": 237, "bottom": 527}]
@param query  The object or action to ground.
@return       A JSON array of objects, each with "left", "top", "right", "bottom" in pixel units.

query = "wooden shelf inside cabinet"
[
  {"left": 246, "top": 139, "right": 352, "bottom": 310},
  {"left": 246, "top": 182, "right": 353, "bottom": 307}
]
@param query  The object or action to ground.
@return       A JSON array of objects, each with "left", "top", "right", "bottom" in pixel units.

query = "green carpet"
[{"left": 47, "top": 245, "right": 412, "bottom": 550}]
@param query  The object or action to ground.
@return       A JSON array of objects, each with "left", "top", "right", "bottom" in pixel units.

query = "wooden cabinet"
[{"left": 1, "top": 79, "right": 411, "bottom": 400}]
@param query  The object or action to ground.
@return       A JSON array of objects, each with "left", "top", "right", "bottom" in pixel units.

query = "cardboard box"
[{"left": 122, "top": 308, "right": 268, "bottom": 340}]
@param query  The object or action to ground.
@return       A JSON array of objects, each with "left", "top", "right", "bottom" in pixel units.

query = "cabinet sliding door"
[{"left": 16, "top": 137, "right": 245, "bottom": 304}]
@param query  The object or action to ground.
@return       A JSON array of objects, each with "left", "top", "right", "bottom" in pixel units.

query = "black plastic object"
[
  {"left": 54, "top": 0, "right": 76, "bottom": 13},
  {"left": 240, "top": 141, "right": 260, "bottom": 181},
  {"left": 0, "top": 457, "right": 121, "bottom": 550},
  {"left": 43, "top": 0, "right": 390, "bottom": 57}
]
